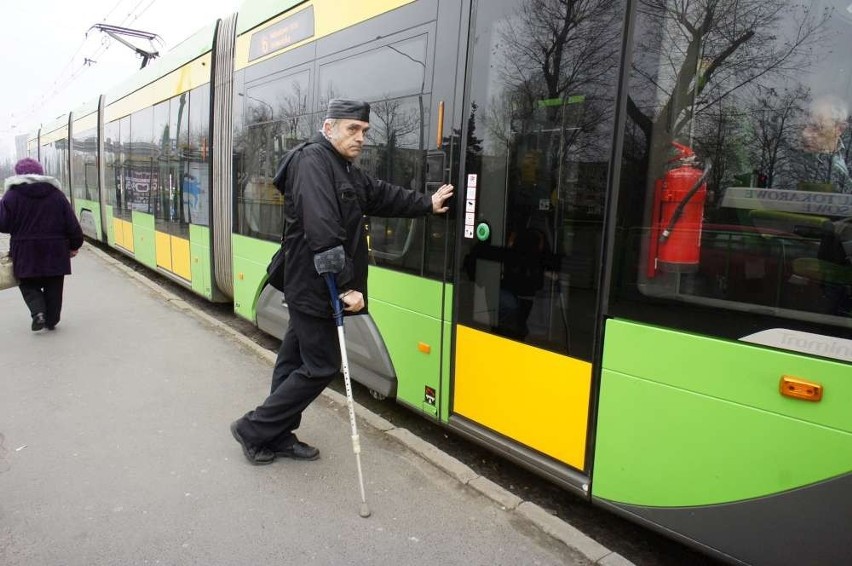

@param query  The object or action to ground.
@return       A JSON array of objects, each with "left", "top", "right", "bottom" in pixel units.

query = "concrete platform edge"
[{"left": 86, "top": 243, "right": 633, "bottom": 566}]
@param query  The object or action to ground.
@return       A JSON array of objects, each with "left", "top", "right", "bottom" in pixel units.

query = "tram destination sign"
[{"left": 249, "top": 6, "right": 315, "bottom": 62}]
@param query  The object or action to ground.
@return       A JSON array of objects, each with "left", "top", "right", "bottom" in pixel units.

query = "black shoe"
[
  {"left": 230, "top": 421, "right": 275, "bottom": 465},
  {"left": 274, "top": 440, "right": 320, "bottom": 461},
  {"left": 31, "top": 313, "right": 45, "bottom": 331}
]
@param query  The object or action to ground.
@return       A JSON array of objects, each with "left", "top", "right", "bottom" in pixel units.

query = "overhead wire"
[{"left": 17, "top": 0, "right": 162, "bottom": 130}]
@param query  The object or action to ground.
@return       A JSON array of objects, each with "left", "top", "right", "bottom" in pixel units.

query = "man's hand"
[
  {"left": 431, "top": 184, "right": 454, "bottom": 214},
  {"left": 339, "top": 290, "right": 365, "bottom": 313},
  {"left": 70, "top": 249, "right": 79, "bottom": 258}
]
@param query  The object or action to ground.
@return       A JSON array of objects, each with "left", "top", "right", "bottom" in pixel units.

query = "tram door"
[{"left": 451, "top": 0, "right": 616, "bottom": 473}]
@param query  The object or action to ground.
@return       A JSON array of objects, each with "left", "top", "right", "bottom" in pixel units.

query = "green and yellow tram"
[{"left": 29, "top": 0, "right": 852, "bottom": 563}]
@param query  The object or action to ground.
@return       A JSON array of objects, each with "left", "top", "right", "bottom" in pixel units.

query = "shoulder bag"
[
  {"left": 0, "top": 252, "right": 17, "bottom": 291},
  {"left": 265, "top": 141, "right": 311, "bottom": 292}
]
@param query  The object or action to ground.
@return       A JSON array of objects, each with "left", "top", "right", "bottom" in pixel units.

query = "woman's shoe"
[{"left": 31, "top": 313, "right": 45, "bottom": 331}]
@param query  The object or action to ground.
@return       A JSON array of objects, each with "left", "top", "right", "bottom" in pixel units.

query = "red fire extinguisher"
[{"left": 647, "top": 142, "right": 710, "bottom": 278}]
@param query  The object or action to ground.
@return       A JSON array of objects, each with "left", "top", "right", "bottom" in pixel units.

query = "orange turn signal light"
[
  {"left": 418, "top": 342, "right": 431, "bottom": 354},
  {"left": 780, "top": 375, "right": 823, "bottom": 402}
]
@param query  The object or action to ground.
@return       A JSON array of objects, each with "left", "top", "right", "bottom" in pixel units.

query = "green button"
[{"left": 476, "top": 222, "right": 490, "bottom": 241}]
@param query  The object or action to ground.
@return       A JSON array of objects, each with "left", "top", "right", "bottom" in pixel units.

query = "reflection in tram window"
[
  {"left": 457, "top": 0, "right": 623, "bottom": 359},
  {"left": 235, "top": 68, "right": 315, "bottom": 241},
  {"left": 615, "top": 0, "right": 852, "bottom": 326},
  {"left": 71, "top": 127, "right": 97, "bottom": 203}
]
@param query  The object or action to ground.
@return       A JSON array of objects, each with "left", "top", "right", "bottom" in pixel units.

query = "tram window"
[
  {"left": 42, "top": 137, "right": 71, "bottom": 199},
  {"left": 362, "top": 95, "right": 432, "bottom": 276},
  {"left": 128, "top": 107, "right": 155, "bottom": 217},
  {"left": 235, "top": 69, "right": 313, "bottom": 241},
  {"left": 104, "top": 121, "right": 119, "bottom": 214},
  {"left": 613, "top": 0, "right": 852, "bottom": 329},
  {"left": 117, "top": 116, "right": 131, "bottom": 220},
  {"left": 71, "top": 127, "right": 97, "bottom": 203},
  {"left": 319, "top": 35, "right": 427, "bottom": 103},
  {"left": 187, "top": 85, "right": 211, "bottom": 227},
  {"left": 152, "top": 100, "right": 173, "bottom": 232}
]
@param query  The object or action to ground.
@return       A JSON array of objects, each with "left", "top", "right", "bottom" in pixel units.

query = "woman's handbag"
[{"left": 0, "top": 252, "right": 18, "bottom": 291}]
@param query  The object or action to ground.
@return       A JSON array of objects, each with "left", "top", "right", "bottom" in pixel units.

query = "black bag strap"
[
  {"left": 272, "top": 141, "right": 311, "bottom": 195},
  {"left": 272, "top": 141, "right": 312, "bottom": 244}
]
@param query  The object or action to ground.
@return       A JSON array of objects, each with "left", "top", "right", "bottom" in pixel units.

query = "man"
[
  {"left": 800, "top": 94, "right": 851, "bottom": 193},
  {"left": 230, "top": 99, "right": 454, "bottom": 464}
]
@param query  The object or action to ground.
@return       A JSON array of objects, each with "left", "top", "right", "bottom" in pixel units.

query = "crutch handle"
[{"left": 323, "top": 274, "right": 344, "bottom": 326}]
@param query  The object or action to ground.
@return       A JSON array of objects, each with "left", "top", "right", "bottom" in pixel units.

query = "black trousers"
[
  {"left": 19, "top": 276, "right": 65, "bottom": 326},
  {"left": 238, "top": 307, "right": 340, "bottom": 448}
]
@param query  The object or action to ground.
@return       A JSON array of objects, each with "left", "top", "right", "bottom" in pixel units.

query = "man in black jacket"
[{"left": 231, "top": 99, "right": 454, "bottom": 464}]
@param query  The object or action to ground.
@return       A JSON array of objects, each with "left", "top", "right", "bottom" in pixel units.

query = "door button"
[{"left": 476, "top": 222, "right": 490, "bottom": 241}]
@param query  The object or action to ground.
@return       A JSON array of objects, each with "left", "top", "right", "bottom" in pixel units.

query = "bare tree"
[
  {"left": 628, "top": 0, "right": 829, "bottom": 166},
  {"left": 489, "top": 0, "right": 622, "bottom": 156},
  {"left": 692, "top": 97, "right": 745, "bottom": 201},
  {"left": 370, "top": 97, "right": 421, "bottom": 182},
  {"left": 745, "top": 84, "right": 809, "bottom": 188},
  {"left": 276, "top": 80, "right": 310, "bottom": 146}
]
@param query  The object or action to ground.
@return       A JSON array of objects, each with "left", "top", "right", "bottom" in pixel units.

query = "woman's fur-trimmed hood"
[{"left": 4, "top": 174, "right": 63, "bottom": 197}]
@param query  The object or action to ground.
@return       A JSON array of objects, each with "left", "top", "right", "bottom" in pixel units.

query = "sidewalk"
[{"left": 0, "top": 235, "right": 629, "bottom": 565}]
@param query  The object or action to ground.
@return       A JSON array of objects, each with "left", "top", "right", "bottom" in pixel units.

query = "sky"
[{"left": 0, "top": 0, "right": 241, "bottom": 162}]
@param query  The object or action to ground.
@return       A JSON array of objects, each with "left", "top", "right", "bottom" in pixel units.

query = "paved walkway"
[{"left": 0, "top": 234, "right": 629, "bottom": 565}]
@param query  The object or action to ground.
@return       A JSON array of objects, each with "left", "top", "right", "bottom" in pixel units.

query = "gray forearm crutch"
[{"left": 324, "top": 273, "right": 371, "bottom": 518}]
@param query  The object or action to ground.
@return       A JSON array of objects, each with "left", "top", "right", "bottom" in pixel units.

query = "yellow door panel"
[
  {"left": 155, "top": 231, "right": 172, "bottom": 270},
  {"left": 123, "top": 221, "right": 135, "bottom": 253},
  {"left": 170, "top": 235, "right": 191, "bottom": 281},
  {"left": 454, "top": 325, "right": 591, "bottom": 469},
  {"left": 113, "top": 218, "right": 124, "bottom": 248}
]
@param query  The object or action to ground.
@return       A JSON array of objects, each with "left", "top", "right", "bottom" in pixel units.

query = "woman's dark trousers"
[
  {"left": 237, "top": 307, "right": 340, "bottom": 449},
  {"left": 19, "top": 276, "right": 65, "bottom": 327}
]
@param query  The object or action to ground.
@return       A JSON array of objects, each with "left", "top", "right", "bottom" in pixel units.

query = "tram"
[{"left": 28, "top": 1, "right": 852, "bottom": 563}]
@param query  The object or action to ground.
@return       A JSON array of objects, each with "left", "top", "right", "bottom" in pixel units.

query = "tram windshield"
[{"left": 618, "top": 0, "right": 852, "bottom": 328}]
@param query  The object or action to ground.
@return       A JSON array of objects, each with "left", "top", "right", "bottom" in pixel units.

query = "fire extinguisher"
[{"left": 647, "top": 142, "right": 711, "bottom": 278}]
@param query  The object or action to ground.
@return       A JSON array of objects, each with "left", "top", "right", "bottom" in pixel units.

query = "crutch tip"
[{"left": 359, "top": 503, "right": 372, "bottom": 518}]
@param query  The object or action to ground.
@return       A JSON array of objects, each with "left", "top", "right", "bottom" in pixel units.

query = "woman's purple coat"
[{"left": 0, "top": 174, "right": 83, "bottom": 278}]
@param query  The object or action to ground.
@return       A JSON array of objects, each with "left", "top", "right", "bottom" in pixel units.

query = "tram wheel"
[{"left": 368, "top": 389, "right": 387, "bottom": 401}]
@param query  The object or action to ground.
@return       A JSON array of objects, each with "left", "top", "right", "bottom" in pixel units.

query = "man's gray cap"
[{"left": 326, "top": 98, "right": 371, "bottom": 122}]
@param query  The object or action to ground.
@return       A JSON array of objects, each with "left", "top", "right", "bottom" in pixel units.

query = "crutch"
[{"left": 324, "top": 274, "right": 371, "bottom": 518}]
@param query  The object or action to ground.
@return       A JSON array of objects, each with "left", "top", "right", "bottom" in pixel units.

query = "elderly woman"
[{"left": 0, "top": 158, "right": 83, "bottom": 331}]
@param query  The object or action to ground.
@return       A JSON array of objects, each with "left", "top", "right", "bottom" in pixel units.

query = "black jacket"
[{"left": 280, "top": 133, "right": 432, "bottom": 317}]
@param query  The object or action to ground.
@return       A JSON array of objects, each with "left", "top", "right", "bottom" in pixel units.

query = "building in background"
[{"left": 15, "top": 134, "right": 29, "bottom": 161}]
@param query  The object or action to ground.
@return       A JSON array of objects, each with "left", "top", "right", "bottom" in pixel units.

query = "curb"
[{"left": 86, "top": 243, "right": 634, "bottom": 566}]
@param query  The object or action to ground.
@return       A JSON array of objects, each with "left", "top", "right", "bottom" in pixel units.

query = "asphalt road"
[
  {"left": 1, "top": 238, "right": 589, "bottom": 566},
  {"left": 87, "top": 241, "right": 724, "bottom": 566}
]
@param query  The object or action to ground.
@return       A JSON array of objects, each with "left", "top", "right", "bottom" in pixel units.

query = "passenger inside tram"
[{"left": 799, "top": 94, "right": 851, "bottom": 192}]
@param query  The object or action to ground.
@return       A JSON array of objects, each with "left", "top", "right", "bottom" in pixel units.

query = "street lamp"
[{"left": 237, "top": 92, "right": 274, "bottom": 120}]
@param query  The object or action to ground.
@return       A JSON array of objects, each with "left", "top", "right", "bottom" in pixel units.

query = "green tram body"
[{"left": 28, "top": 1, "right": 852, "bottom": 564}]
